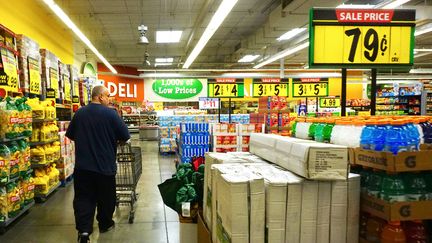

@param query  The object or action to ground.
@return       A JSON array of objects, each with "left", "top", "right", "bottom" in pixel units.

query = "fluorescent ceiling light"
[
  {"left": 238, "top": 55, "right": 260, "bottom": 63},
  {"left": 415, "top": 52, "right": 432, "bottom": 58},
  {"left": 155, "top": 63, "right": 172, "bottom": 67},
  {"left": 155, "top": 57, "right": 174, "bottom": 63},
  {"left": 336, "top": 4, "right": 375, "bottom": 9},
  {"left": 253, "top": 42, "right": 309, "bottom": 69},
  {"left": 42, "top": 0, "right": 117, "bottom": 74},
  {"left": 277, "top": 28, "right": 307, "bottom": 41},
  {"left": 381, "top": 0, "right": 410, "bottom": 9},
  {"left": 415, "top": 24, "right": 432, "bottom": 36},
  {"left": 414, "top": 49, "right": 432, "bottom": 52},
  {"left": 156, "top": 31, "right": 182, "bottom": 43},
  {"left": 182, "top": 0, "right": 239, "bottom": 69}
]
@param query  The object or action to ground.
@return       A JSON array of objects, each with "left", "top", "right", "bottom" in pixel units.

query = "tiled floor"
[{"left": 0, "top": 135, "right": 180, "bottom": 243}]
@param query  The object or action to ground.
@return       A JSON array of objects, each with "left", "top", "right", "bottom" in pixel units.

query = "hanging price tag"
[
  {"left": 292, "top": 78, "right": 329, "bottom": 97},
  {"left": 252, "top": 78, "right": 289, "bottom": 97},
  {"left": 73, "top": 80, "right": 79, "bottom": 96},
  {"left": 65, "top": 81, "right": 71, "bottom": 101},
  {"left": 320, "top": 97, "right": 341, "bottom": 108},
  {"left": 0, "top": 48, "right": 18, "bottom": 92},
  {"left": 28, "top": 57, "right": 41, "bottom": 95},
  {"left": 49, "top": 67, "right": 59, "bottom": 98},
  {"left": 207, "top": 79, "right": 244, "bottom": 98},
  {"left": 199, "top": 97, "right": 219, "bottom": 109}
]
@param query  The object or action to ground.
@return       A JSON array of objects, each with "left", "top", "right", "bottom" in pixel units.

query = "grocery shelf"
[
  {"left": 29, "top": 138, "right": 59, "bottom": 147},
  {"left": 0, "top": 169, "right": 32, "bottom": 186},
  {"left": 0, "top": 200, "right": 35, "bottom": 233},
  {"left": 31, "top": 161, "right": 56, "bottom": 169},
  {"left": 35, "top": 182, "right": 61, "bottom": 202},
  {"left": 32, "top": 118, "right": 58, "bottom": 123},
  {"left": 214, "top": 144, "right": 238, "bottom": 148},
  {"left": 55, "top": 104, "right": 71, "bottom": 109},
  {"left": 0, "top": 136, "right": 29, "bottom": 143},
  {"left": 213, "top": 133, "right": 238, "bottom": 136}
]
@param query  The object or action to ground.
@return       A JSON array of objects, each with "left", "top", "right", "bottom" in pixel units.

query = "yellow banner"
[
  {"left": 208, "top": 83, "right": 243, "bottom": 98},
  {"left": 28, "top": 57, "right": 41, "bottom": 95},
  {"left": 65, "top": 81, "right": 71, "bottom": 101}
]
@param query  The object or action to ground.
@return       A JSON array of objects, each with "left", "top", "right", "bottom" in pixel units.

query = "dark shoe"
[
  {"left": 99, "top": 222, "right": 115, "bottom": 233},
  {"left": 77, "top": 232, "right": 90, "bottom": 243}
]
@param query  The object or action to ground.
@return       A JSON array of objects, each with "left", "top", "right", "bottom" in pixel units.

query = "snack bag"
[
  {"left": 23, "top": 174, "right": 35, "bottom": 205},
  {"left": 0, "top": 186, "right": 7, "bottom": 222},
  {"left": 30, "top": 146, "right": 45, "bottom": 164},
  {"left": 8, "top": 142, "right": 20, "bottom": 179},
  {"left": 0, "top": 144, "right": 10, "bottom": 184},
  {"left": 17, "top": 139, "right": 30, "bottom": 175},
  {"left": 22, "top": 98, "right": 33, "bottom": 137},
  {"left": 33, "top": 168, "right": 48, "bottom": 194},
  {"left": 6, "top": 182, "right": 20, "bottom": 218},
  {"left": 0, "top": 97, "right": 20, "bottom": 139}
]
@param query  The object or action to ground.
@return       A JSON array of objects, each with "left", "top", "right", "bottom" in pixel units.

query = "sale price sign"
[
  {"left": 309, "top": 8, "right": 415, "bottom": 68},
  {"left": 292, "top": 78, "right": 329, "bottom": 97},
  {"left": 320, "top": 97, "right": 341, "bottom": 108},
  {"left": 252, "top": 78, "right": 289, "bottom": 97},
  {"left": 0, "top": 48, "right": 19, "bottom": 92},
  {"left": 199, "top": 97, "right": 219, "bottom": 109},
  {"left": 208, "top": 78, "right": 244, "bottom": 98}
]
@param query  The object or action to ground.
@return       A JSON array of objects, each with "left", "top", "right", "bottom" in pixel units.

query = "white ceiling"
[{"left": 57, "top": 0, "right": 432, "bottom": 71}]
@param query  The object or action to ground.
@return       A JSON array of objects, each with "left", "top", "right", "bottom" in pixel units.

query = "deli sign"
[{"left": 98, "top": 74, "right": 144, "bottom": 102}]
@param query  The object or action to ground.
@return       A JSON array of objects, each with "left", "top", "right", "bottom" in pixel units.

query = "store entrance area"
[{"left": 1, "top": 135, "right": 180, "bottom": 243}]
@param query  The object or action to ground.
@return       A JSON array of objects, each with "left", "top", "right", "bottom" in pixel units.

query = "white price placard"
[{"left": 199, "top": 97, "right": 219, "bottom": 109}]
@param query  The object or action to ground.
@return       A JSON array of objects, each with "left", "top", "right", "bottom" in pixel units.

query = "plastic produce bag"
[
  {"left": 175, "top": 184, "right": 197, "bottom": 213},
  {"left": 158, "top": 177, "right": 184, "bottom": 213},
  {"left": 0, "top": 144, "right": 10, "bottom": 184}
]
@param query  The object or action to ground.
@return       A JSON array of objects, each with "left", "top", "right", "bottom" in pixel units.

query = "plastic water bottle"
[
  {"left": 371, "top": 120, "right": 388, "bottom": 151},
  {"left": 360, "top": 167, "right": 371, "bottom": 194},
  {"left": 322, "top": 118, "right": 335, "bottom": 143},
  {"left": 360, "top": 120, "right": 376, "bottom": 150},
  {"left": 296, "top": 118, "right": 311, "bottom": 139},
  {"left": 404, "top": 173, "right": 428, "bottom": 201},
  {"left": 405, "top": 118, "right": 420, "bottom": 151},
  {"left": 308, "top": 118, "right": 318, "bottom": 140},
  {"left": 381, "top": 221, "right": 406, "bottom": 243},
  {"left": 413, "top": 118, "right": 425, "bottom": 144},
  {"left": 384, "top": 119, "right": 410, "bottom": 155},
  {"left": 330, "top": 119, "right": 348, "bottom": 145},
  {"left": 291, "top": 117, "right": 304, "bottom": 137},
  {"left": 367, "top": 170, "right": 383, "bottom": 198},
  {"left": 404, "top": 220, "right": 428, "bottom": 243},
  {"left": 351, "top": 120, "right": 366, "bottom": 148},
  {"left": 314, "top": 118, "right": 326, "bottom": 142},
  {"left": 380, "top": 173, "right": 406, "bottom": 202}
]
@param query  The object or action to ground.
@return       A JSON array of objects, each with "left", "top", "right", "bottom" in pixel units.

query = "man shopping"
[{"left": 66, "top": 85, "right": 130, "bottom": 243}]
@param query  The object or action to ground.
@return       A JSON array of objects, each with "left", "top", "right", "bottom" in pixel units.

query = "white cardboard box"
[
  {"left": 180, "top": 222, "right": 197, "bottom": 243},
  {"left": 300, "top": 181, "right": 319, "bottom": 243},
  {"left": 316, "top": 182, "right": 332, "bottom": 243},
  {"left": 249, "top": 133, "right": 279, "bottom": 162},
  {"left": 285, "top": 173, "right": 303, "bottom": 243}
]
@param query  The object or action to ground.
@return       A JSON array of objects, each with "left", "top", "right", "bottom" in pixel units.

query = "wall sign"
[
  {"left": 292, "top": 78, "right": 329, "bottom": 97},
  {"left": 208, "top": 78, "right": 244, "bottom": 98},
  {"left": 309, "top": 8, "right": 416, "bottom": 68},
  {"left": 252, "top": 78, "right": 289, "bottom": 97},
  {"left": 152, "top": 79, "right": 203, "bottom": 100},
  {"left": 98, "top": 75, "right": 144, "bottom": 102},
  {"left": 320, "top": 97, "right": 340, "bottom": 108}
]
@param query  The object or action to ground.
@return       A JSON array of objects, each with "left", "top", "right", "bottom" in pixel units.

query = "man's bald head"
[
  {"left": 91, "top": 85, "right": 110, "bottom": 106},
  {"left": 92, "top": 85, "right": 108, "bottom": 99}
]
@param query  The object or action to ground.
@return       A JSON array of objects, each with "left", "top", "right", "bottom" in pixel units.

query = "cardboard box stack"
[
  {"left": 58, "top": 62, "right": 70, "bottom": 101},
  {"left": 16, "top": 35, "right": 41, "bottom": 94},
  {"left": 56, "top": 121, "right": 75, "bottom": 181},
  {"left": 257, "top": 97, "right": 293, "bottom": 136},
  {"left": 40, "top": 49, "right": 59, "bottom": 98}
]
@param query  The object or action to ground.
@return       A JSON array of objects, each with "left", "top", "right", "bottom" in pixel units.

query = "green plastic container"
[
  {"left": 404, "top": 173, "right": 428, "bottom": 201},
  {"left": 380, "top": 173, "right": 406, "bottom": 202},
  {"left": 367, "top": 170, "right": 383, "bottom": 198},
  {"left": 314, "top": 121, "right": 326, "bottom": 142}
]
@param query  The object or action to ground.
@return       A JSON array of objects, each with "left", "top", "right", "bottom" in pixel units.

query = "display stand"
[
  {"left": 0, "top": 201, "right": 35, "bottom": 234},
  {"left": 34, "top": 181, "right": 61, "bottom": 203}
]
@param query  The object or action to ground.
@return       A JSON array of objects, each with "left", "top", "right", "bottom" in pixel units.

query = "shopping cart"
[{"left": 115, "top": 142, "right": 142, "bottom": 223}]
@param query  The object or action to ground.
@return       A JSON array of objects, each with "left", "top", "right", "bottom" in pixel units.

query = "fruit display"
[{"left": 0, "top": 97, "right": 33, "bottom": 139}]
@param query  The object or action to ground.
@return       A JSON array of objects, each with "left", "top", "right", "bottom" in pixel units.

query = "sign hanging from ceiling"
[
  {"left": 309, "top": 8, "right": 416, "bottom": 68},
  {"left": 199, "top": 97, "right": 219, "bottom": 109},
  {"left": 252, "top": 78, "right": 289, "bottom": 97},
  {"left": 144, "top": 79, "right": 207, "bottom": 102},
  {"left": 292, "top": 78, "right": 329, "bottom": 97},
  {"left": 207, "top": 78, "right": 244, "bottom": 98}
]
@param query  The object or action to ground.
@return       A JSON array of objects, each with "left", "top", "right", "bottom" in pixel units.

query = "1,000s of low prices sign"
[{"left": 309, "top": 8, "right": 416, "bottom": 68}]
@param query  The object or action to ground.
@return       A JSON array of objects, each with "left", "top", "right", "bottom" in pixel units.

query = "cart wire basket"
[{"left": 115, "top": 142, "right": 142, "bottom": 223}]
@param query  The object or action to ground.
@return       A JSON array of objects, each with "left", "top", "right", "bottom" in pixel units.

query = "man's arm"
[
  {"left": 65, "top": 112, "right": 78, "bottom": 141},
  {"left": 113, "top": 111, "right": 130, "bottom": 143}
]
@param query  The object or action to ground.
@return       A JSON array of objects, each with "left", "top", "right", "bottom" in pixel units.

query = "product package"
[{"left": 16, "top": 35, "right": 41, "bottom": 94}]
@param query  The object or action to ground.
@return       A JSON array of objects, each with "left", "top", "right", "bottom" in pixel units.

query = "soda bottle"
[
  {"left": 366, "top": 216, "right": 386, "bottom": 242},
  {"left": 423, "top": 171, "right": 432, "bottom": 200},
  {"left": 368, "top": 169, "right": 383, "bottom": 198},
  {"left": 371, "top": 119, "right": 389, "bottom": 151},
  {"left": 404, "top": 220, "right": 428, "bottom": 243},
  {"left": 404, "top": 173, "right": 428, "bottom": 201},
  {"left": 360, "top": 167, "right": 371, "bottom": 194},
  {"left": 405, "top": 119, "right": 420, "bottom": 151},
  {"left": 314, "top": 118, "right": 326, "bottom": 142},
  {"left": 381, "top": 173, "right": 407, "bottom": 202},
  {"left": 381, "top": 221, "right": 406, "bottom": 243},
  {"left": 360, "top": 120, "right": 376, "bottom": 150},
  {"left": 385, "top": 119, "right": 410, "bottom": 155},
  {"left": 322, "top": 118, "right": 335, "bottom": 143},
  {"left": 352, "top": 120, "right": 366, "bottom": 148}
]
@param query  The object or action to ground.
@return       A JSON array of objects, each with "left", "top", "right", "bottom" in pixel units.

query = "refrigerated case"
[{"left": 421, "top": 91, "right": 432, "bottom": 115}]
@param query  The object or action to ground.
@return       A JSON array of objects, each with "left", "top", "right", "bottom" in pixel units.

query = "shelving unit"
[
  {"left": 376, "top": 95, "right": 422, "bottom": 115},
  {"left": 421, "top": 91, "right": 432, "bottom": 115},
  {"left": 34, "top": 181, "right": 61, "bottom": 203},
  {"left": 29, "top": 138, "right": 59, "bottom": 147},
  {"left": 0, "top": 201, "right": 35, "bottom": 234}
]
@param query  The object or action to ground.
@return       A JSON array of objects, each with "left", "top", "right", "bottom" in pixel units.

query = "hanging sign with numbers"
[
  {"left": 28, "top": 57, "right": 41, "bottom": 95},
  {"left": 208, "top": 78, "right": 244, "bottom": 98},
  {"left": 252, "top": 78, "right": 289, "bottom": 97},
  {"left": 199, "top": 97, "right": 219, "bottom": 109},
  {"left": 320, "top": 97, "right": 341, "bottom": 108},
  {"left": 309, "top": 8, "right": 416, "bottom": 68},
  {"left": 0, "top": 48, "right": 19, "bottom": 92},
  {"left": 292, "top": 78, "right": 329, "bottom": 97},
  {"left": 49, "top": 67, "right": 59, "bottom": 98}
]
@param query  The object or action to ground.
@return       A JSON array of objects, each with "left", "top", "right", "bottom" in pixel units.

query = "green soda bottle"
[
  {"left": 360, "top": 167, "right": 371, "bottom": 194},
  {"left": 380, "top": 173, "right": 406, "bottom": 202},
  {"left": 404, "top": 173, "right": 428, "bottom": 201},
  {"left": 314, "top": 118, "right": 326, "bottom": 142},
  {"left": 292, "top": 117, "right": 303, "bottom": 138},
  {"left": 323, "top": 118, "right": 335, "bottom": 143},
  {"left": 367, "top": 170, "right": 383, "bottom": 198},
  {"left": 308, "top": 118, "right": 318, "bottom": 140},
  {"left": 423, "top": 171, "right": 432, "bottom": 200}
]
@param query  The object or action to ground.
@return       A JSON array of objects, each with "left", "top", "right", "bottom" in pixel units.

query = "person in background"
[{"left": 66, "top": 85, "right": 130, "bottom": 243}]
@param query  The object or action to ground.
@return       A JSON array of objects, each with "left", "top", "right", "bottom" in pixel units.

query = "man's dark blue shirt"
[{"left": 66, "top": 103, "right": 130, "bottom": 175}]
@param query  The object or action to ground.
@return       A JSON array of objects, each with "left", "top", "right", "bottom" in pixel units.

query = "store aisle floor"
[{"left": 0, "top": 135, "right": 180, "bottom": 243}]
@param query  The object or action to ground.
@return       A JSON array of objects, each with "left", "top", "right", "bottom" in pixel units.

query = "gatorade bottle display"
[
  {"left": 322, "top": 118, "right": 335, "bottom": 143},
  {"left": 291, "top": 118, "right": 304, "bottom": 138},
  {"left": 371, "top": 120, "right": 388, "bottom": 151},
  {"left": 385, "top": 119, "right": 410, "bottom": 155},
  {"left": 381, "top": 221, "right": 406, "bottom": 243},
  {"left": 413, "top": 118, "right": 425, "bottom": 145},
  {"left": 314, "top": 119, "right": 326, "bottom": 142},
  {"left": 405, "top": 119, "right": 420, "bottom": 151},
  {"left": 381, "top": 173, "right": 407, "bottom": 202},
  {"left": 367, "top": 216, "right": 386, "bottom": 243},
  {"left": 360, "top": 120, "right": 376, "bottom": 150},
  {"left": 368, "top": 170, "right": 383, "bottom": 198},
  {"left": 404, "top": 220, "right": 428, "bottom": 243},
  {"left": 360, "top": 167, "right": 371, "bottom": 194},
  {"left": 330, "top": 119, "right": 347, "bottom": 146},
  {"left": 423, "top": 172, "right": 432, "bottom": 200},
  {"left": 308, "top": 118, "right": 318, "bottom": 140},
  {"left": 351, "top": 120, "right": 366, "bottom": 148},
  {"left": 420, "top": 118, "right": 432, "bottom": 144},
  {"left": 404, "top": 173, "right": 428, "bottom": 201},
  {"left": 296, "top": 118, "right": 311, "bottom": 140}
]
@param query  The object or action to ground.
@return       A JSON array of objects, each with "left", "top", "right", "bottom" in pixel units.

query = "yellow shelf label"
[
  {"left": 49, "top": 68, "right": 59, "bottom": 98},
  {"left": 28, "top": 57, "right": 41, "bottom": 95},
  {"left": 1, "top": 48, "right": 19, "bottom": 92},
  {"left": 320, "top": 97, "right": 341, "bottom": 108},
  {"left": 292, "top": 82, "right": 329, "bottom": 97}
]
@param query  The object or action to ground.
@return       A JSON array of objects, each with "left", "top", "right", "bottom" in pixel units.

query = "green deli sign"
[{"left": 152, "top": 79, "right": 203, "bottom": 99}]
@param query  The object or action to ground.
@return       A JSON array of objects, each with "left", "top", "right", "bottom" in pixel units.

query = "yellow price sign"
[
  {"left": 292, "top": 81, "right": 328, "bottom": 97},
  {"left": 208, "top": 83, "right": 244, "bottom": 98},
  {"left": 310, "top": 8, "right": 415, "bottom": 68},
  {"left": 73, "top": 80, "right": 79, "bottom": 96},
  {"left": 320, "top": 98, "right": 341, "bottom": 108},
  {"left": 65, "top": 81, "right": 71, "bottom": 101},
  {"left": 1, "top": 48, "right": 19, "bottom": 92},
  {"left": 252, "top": 78, "right": 289, "bottom": 97},
  {"left": 28, "top": 57, "right": 41, "bottom": 95},
  {"left": 49, "top": 68, "right": 59, "bottom": 98},
  {"left": 83, "top": 87, "right": 88, "bottom": 105}
]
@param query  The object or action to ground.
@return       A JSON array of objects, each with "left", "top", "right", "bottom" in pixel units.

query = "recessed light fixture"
[
  {"left": 155, "top": 57, "right": 174, "bottom": 63},
  {"left": 336, "top": 4, "right": 375, "bottom": 9},
  {"left": 42, "top": 0, "right": 117, "bottom": 74},
  {"left": 156, "top": 31, "right": 182, "bottom": 43},
  {"left": 238, "top": 55, "right": 260, "bottom": 63},
  {"left": 277, "top": 28, "right": 307, "bottom": 42}
]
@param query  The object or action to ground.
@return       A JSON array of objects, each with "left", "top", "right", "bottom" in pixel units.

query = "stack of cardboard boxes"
[{"left": 200, "top": 133, "right": 360, "bottom": 243}]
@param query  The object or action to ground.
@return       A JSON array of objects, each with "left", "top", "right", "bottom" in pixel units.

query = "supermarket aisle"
[{"left": 0, "top": 135, "right": 180, "bottom": 243}]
